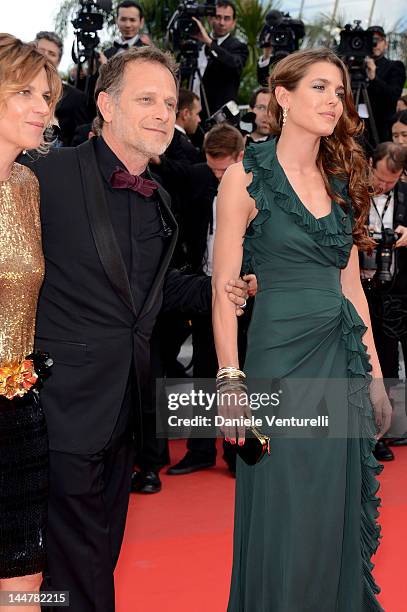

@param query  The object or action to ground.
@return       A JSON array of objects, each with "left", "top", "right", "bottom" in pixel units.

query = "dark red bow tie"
[{"left": 109, "top": 167, "right": 158, "bottom": 197}]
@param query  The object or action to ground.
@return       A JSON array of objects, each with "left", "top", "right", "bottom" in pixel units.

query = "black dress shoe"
[
  {"left": 388, "top": 434, "right": 407, "bottom": 447},
  {"left": 373, "top": 440, "right": 395, "bottom": 462},
  {"left": 131, "top": 470, "right": 162, "bottom": 494},
  {"left": 166, "top": 451, "right": 215, "bottom": 475}
]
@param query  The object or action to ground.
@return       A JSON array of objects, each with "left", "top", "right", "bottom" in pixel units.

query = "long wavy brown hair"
[{"left": 267, "top": 47, "right": 374, "bottom": 250}]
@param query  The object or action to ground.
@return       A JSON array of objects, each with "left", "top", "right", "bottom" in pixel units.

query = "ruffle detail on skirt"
[{"left": 341, "top": 296, "right": 384, "bottom": 612}]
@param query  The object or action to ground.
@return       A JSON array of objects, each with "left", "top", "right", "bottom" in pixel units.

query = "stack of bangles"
[{"left": 216, "top": 367, "right": 247, "bottom": 393}]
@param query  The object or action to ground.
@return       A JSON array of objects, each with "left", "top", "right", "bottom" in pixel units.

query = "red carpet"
[{"left": 115, "top": 440, "right": 407, "bottom": 612}]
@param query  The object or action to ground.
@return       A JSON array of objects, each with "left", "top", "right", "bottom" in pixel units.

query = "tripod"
[
  {"left": 180, "top": 51, "right": 211, "bottom": 119},
  {"left": 352, "top": 79, "right": 380, "bottom": 149}
]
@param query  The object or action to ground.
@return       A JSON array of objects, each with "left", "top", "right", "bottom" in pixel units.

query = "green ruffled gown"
[{"left": 227, "top": 140, "right": 384, "bottom": 612}]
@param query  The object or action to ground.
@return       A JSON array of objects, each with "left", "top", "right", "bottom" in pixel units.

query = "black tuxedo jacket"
[
  {"left": 201, "top": 35, "right": 249, "bottom": 117},
  {"left": 154, "top": 158, "right": 218, "bottom": 273},
  {"left": 56, "top": 83, "right": 91, "bottom": 146},
  {"left": 23, "top": 139, "right": 210, "bottom": 453},
  {"left": 165, "top": 128, "right": 202, "bottom": 164},
  {"left": 104, "top": 37, "right": 144, "bottom": 59},
  {"left": 368, "top": 55, "right": 406, "bottom": 142}
]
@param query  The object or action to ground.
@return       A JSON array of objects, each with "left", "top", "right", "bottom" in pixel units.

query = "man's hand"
[
  {"left": 395, "top": 225, "right": 407, "bottom": 247},
  {"left": 191, "top": 17, "right": 212, "bottom": 45},
  {"left": 140, "top": 33, "right": 152, "bottom": 45},
  {"left": 226, "top": 274, "right": 258, "bottom": 316},
  {"left": 98, "top": 51, "right": 108, "bottom": 65},
  {"left": 366, "top": 57, "right": 377, "bottom": 80},
  {"left": 262, "top": 46, "right": 272, "bottom": 60}
]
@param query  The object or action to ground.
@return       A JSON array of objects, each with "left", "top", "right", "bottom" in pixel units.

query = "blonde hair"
[{"left": 0, "top": 33, "right": 62, "bottom": 150}]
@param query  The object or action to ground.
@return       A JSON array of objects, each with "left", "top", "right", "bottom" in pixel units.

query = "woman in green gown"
[{"left": 212, "top": 48, "right": 392, "bottom": 611}]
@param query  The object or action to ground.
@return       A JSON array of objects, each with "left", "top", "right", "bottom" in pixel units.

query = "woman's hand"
[
  {"left": 218, "top": 387, "right": 251, "bottom": 445},
  {"left": 370, "top": 378, "right": 392, "bottom": 439}
]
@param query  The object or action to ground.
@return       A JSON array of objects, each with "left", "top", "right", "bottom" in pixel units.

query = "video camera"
[
  {"left": 361, "top": 228, "right": 400, "bottom": 285},
  {"left": 71, "top": 0, "right": 112, "bottom": 94},
  {"left": 258, "top": 10, "right": 304, "bottom": 61},
  {"left": 166, "top": 0, "right": 216, "bottom": 55},
  {"left": 72, "top": 0, "right": 112, "bottom": 61},
  {"left": 338, "top": 21, "right": 375, "bottom": 84}
]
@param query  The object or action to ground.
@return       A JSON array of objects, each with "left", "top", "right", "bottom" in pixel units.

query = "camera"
[
  {"left": 166, "top": 0, "right": 216, "bottom": 54},
  {"left": 71, "top": 0, "right": 112, "bottom": 94},
  {"left": 258, "top": 10, "right": 304, "bottom": 61},
  {"left": 361, "top": 228, "right": 400, "bottom": 285},
  {"left": 72, "top": 0, "right": 112, "bottom": 33},
  {"left": 337, "top": 21, "right": 375, "bottom": 83},
  {"left": 205, "top": 100, "right": 241, "bottom": 130}
]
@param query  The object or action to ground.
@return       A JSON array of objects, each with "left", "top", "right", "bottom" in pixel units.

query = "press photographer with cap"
[{"left": 366, "top": 25, "right": 406, "bottom": 142}]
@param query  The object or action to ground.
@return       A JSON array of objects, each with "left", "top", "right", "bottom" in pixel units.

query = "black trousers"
[
  {"left": 366, "top": 289, "right": 407, "bottom": 382},
  {"left": 42, "top": 385, "right": 134, "bottom": 612}
]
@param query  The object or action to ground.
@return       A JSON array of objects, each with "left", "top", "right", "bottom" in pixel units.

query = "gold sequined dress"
[{"left": 0, "top": 162, "right": 48, "bottom": 578}]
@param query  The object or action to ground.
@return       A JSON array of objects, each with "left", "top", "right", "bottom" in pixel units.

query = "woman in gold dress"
[{"left": 0, "top": 34, "right": 61, "bottom": 606}]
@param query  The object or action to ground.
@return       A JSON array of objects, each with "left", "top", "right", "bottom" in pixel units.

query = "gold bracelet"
[{"left": 216, "top": 367, "right": 246, "bottom": 380}]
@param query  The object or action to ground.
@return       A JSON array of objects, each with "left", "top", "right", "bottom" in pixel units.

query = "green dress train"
[{"left": 227, "top": 140, "right": 384, "bottom": 612}]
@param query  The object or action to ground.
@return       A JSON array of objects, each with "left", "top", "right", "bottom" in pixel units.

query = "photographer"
[
  {"left": 191, "top": 0, "right": 248, "bottom": 118},
  {"left": 360, "top": 142, "right": 407, "bottom": 461},
  {"left": 35, "top": 31, "right": 91, "bottom": 146},
  {"left": 366, "top": 26, "right": 406, "bottom": 143},
  {"left": 247, "top": 86, "right": 273, "bottom": 143},
  {"left": 166, "top": 88, "right": 203, "bottom": 163},
  {"left": 256, "top": 11, "right": 304, "bottom": 86},
  {"left": 104, "top": 0, "right": 151, "bottom": 59}
]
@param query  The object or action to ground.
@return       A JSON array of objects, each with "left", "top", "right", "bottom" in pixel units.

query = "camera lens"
[{"left": 351, "top": 35, "right": 363, "bottom": 50}]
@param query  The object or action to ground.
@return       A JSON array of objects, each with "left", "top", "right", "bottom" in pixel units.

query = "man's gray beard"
[{"left": 135, "top": 138, "right": 170, "bottom": 159}]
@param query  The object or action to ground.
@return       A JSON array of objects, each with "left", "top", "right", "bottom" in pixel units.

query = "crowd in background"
[{"left": 28, "top": 0, "right": 407, "bottom": 480}]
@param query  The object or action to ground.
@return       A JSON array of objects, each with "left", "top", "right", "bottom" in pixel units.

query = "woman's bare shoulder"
[{"left": 222, "top": 160, "right": 253, "bottom": 187}]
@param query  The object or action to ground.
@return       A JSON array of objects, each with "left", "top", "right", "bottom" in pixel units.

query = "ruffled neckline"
[{"left": 243, "top": 138, "right": 354, "bottom": 248}]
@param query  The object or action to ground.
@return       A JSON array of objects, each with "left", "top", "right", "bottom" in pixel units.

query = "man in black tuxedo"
[
  {"left": 23, "top": 47, "right": 248, "bottom": 611},
  {"left": 191, "top": 0, "right": 248, "bottom": 119},
  {"left": 104, "top": 0, "right": 151, "bottom": 60},
  {"left": 35, "top": 31, "right": 91, "bottom": 146},
  {"left": 165, "top": 88, "right": 203, "bottom": 164},
  {"left": 366, "top": 26, "right": 406, "bottom": 143}
]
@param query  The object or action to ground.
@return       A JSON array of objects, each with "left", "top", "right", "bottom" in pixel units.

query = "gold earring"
[{"left": 282, "top": 107, "right": 288, "bottom": 126}]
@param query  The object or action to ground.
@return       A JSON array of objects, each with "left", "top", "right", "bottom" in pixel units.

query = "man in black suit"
[
  {"left": 166, "top": 88, "right": 203, "bottom": 164},
  {"left": 23, "top": 47, "right": 248, "bottom": 611},
  {"left": 104, "top": 0, "right": 151, "bottom": 60},
  {"left": 360, "top": 142, "right": 407, "bottom": 462},
  {"left": 366, "top": 26, "right": 406, "bottom": 143},
  {"left": 191, "top": 0, "right": 248, "bottom": 119},
  {"left": 35, "top": 31, "right": 91, "bottom": 146},
  {"left": 247, "top": 87, "right": 273, "bottom": 144}
]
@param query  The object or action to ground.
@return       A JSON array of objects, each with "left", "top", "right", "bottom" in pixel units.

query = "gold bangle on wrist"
[{"left": 216, "top": 367, "right": 246, "bottom": 380}]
